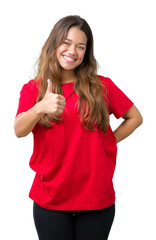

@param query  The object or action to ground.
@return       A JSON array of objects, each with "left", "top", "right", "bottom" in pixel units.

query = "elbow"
[
  {"left": 15, "top": 132, "right": 23, "bottom": 138},
  {"left": 14, "top": 128, "right": 29, "bottom": 138},
  {"left": 14, "top": 115, "right": 29, "bottom": 138},
  {"left": 14, "top": 122, "right": 21, "bottom": 138},
  {"left": 14, "top": 128, "right": 24, "bottom": 138},
  {"left": 136, "top": 113, "right": 143, "bottom": 128},
  {"left": 132, "top": 105, "right": 143, "bottom": 128},
  {"left": 14, "top": 131, "right": 28, "bottom": 138},
  {"left": 14, "top": 124, "right": 28, "bottom": 138},
  {"left": 139, "top": 115, "right": 143, "bottom": 126}
]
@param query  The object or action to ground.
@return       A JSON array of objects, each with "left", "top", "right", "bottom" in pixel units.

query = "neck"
[{"left": 61, "top": 69, "right": 77, "bottom": 83}]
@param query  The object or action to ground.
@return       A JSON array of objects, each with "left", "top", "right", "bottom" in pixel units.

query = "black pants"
[{"left": 33, "top": 202, "right": 115, "bottom": 240}]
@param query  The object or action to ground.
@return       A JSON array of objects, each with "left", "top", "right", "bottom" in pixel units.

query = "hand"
[{"left": 39, "top": 79, "right": 66, "bottom": 116}]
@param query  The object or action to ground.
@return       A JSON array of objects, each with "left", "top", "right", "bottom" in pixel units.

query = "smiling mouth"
[{"left": 62, "top": 55, "right": 77, "bottom": 62}]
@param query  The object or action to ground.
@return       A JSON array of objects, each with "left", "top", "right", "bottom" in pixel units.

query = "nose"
[{"left": 68, "top": 44, "right": 77, "bottom": 55}]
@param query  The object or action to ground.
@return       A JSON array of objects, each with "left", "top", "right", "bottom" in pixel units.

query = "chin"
[{"left": 60, "top": 64, "right": 78, "bottom": 71}]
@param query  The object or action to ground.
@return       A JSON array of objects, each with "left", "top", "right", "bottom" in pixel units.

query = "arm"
[
  {"left": 14, "top": 103, "right": 44, "bottom": 138},
  {"left": 14, "top": 79, "right": 66, "bottom": 138},
  {"left": 113, "top": 105, "right": 143, "bottom": 143}
]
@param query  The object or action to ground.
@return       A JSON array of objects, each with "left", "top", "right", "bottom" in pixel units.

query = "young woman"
[{"left": 14, "top": 15, "right": 143, "bottom": 240}]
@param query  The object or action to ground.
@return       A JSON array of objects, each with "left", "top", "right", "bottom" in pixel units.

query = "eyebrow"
[{"left": 65, "top": 38, "right": 86, "bottom": 45}]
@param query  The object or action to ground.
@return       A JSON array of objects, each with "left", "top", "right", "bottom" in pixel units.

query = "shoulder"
[
  {"left": 20, "top": 79, "right": 40, "bottom": 96},
  {"left": 22, "top": 79, "right": 39, "bottom": 90},
  {"left": 97, "top": 75, "right": 113, "bottom": 89},
  {"left": 98, "top": 75, "right": 123, "bottom": 93}
]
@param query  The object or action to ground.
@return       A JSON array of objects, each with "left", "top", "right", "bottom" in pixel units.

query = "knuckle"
[
  {"left": 55, "top": 95, "right": 59, "bottom": 99},
  {"left": 55, "top": 98, "right": 59, "bottom": 104},
  {"left": 53, "top": 107, "right": 57, "bottom": 113}
]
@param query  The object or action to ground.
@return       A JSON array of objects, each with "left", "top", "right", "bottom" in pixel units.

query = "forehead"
[{"left": 65, "top": 27, "right": 87, "bottom": 44}]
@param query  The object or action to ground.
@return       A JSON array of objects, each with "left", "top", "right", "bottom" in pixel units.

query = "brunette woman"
[{"left": 14, "top": 15, "right": 143, "bottom": 240}]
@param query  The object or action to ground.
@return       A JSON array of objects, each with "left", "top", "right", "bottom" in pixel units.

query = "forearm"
[
  {"left": 14, "top": 81, "right": 66, "bottom": 138},
  {"left": 14, "top": 102, "right": 44, "bottom": 137},
  {"left": 113, "top": 118, "right": 142, "bottom": 143}
]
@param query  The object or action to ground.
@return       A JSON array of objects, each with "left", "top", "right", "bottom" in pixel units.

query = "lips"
[{"left": 62, "top": 55, "right": 77, "bottom": 62}]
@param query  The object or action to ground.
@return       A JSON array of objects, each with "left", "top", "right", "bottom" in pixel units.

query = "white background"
[{"left": 0, "top": 0, "right": 156, "bottom": 239}]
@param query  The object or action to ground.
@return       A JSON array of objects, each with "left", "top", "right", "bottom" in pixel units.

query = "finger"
[
  {"left": 57, "top": 109, "right": 63, "bottom": 115},
  {"left": 46, "top": 79, "right": 53, "bottom": 93},
  {"left": 58, "top": 99, "right": 66, "bottom": 106},
  {"left": 57, "top": 104, "right": 65, "bottom": 110},
  {"left": 58, "top": 95, "right": 66, "bottom": 102}
]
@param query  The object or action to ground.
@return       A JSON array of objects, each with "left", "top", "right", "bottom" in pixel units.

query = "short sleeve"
[
  {"left": 98, "top": 75, "right": 134, "bottom": 119},
  {"left": 16, "top": 80, "right": 39, "bottom": 117}
]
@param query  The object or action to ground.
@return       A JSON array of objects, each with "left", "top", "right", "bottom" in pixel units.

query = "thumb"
[{"left": 46, "top": 79, "right": 53, "bottom": 93}]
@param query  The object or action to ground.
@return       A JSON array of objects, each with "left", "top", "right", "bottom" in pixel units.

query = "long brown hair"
[{"left": 35, "top": 15, "right": 109, "bottom": 133}]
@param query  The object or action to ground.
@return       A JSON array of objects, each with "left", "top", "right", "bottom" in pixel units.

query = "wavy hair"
[{"left": 35, "top": 15, "right": 109, "bottom": 133}]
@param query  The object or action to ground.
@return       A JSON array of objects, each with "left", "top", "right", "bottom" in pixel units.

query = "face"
[{"left": 56, "top": 27, "right": 87, "bottom": 72}]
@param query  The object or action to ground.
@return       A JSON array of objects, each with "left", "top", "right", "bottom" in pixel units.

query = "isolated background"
[{"left": 1, "top": 0, "right": 156, "bottom": 239}]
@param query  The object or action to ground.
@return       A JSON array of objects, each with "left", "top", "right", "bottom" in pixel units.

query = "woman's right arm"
[
  {"left": 14, "top": 102, "right": 44, "bottom": 137},
  {"left": 14, "top": 79, "right": 66, "bottom": 138}
]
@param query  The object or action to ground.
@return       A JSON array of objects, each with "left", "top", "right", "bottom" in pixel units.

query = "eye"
[
  {"left": 77, "top": 46, "right": 85, "bottom": 50},
  {"left": 63, "top": 41, "right": 70, "bottom": 46}
]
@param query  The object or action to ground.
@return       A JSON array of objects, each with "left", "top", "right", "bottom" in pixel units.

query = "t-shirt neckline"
[{"left": 61, "top": 81, "right": 75, "bottom": 85}]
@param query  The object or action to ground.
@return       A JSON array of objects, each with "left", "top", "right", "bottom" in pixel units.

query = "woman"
[{"left": 14, "top": 15, "right": 143, "bottom": 240}]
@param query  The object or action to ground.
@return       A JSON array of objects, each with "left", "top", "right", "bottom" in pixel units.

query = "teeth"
[{"left": 63, "top": 55, "right": 75, "bottom": 62}]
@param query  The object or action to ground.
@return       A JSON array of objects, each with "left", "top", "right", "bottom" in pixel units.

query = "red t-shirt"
[{"left": 16, "top": 75, "right": 133, "bottom": 210}]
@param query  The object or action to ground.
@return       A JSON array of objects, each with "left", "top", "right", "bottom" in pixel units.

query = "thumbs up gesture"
[{"left": 40, "top": 79, "right": 66, "bottom": 116}]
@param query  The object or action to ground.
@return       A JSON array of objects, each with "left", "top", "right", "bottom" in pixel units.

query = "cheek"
[
  {"left": 79, "top": 51, "right": 86, "bottom": 62},
  {"left": 56, "top": 46, "right": 66, "bottom": 57}
]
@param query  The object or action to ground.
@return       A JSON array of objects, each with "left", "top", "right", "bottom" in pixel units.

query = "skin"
[
  {"left": 56, "top": 26, "right": 87, "bottom": 83},
  {"left": 114, "top": 105, "right": 143, "bottom": 143},
  {"left": 14, "top": 26, "right": 143, "bottom": 140}
]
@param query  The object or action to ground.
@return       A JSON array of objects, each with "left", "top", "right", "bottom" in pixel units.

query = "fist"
[{"left": 40, "top": 79, "right": 66, "bottom": 116}]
